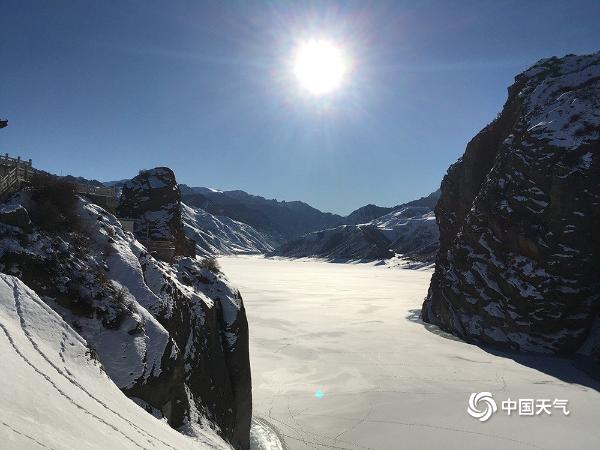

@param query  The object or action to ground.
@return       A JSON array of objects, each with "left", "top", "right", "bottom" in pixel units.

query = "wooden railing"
[
  {"left": 0, "top": 153, "right": 118, "bottom": 203},
  {"left": 0, "top": 153, "right": 32, "bottom": 169},
  {"left": 0, "top": 164, "right": 34, "bottom": 196}
]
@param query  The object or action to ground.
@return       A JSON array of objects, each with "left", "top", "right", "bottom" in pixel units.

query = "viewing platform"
[{"left": 0, "top": 153, "right": 117, "bottom": 211}]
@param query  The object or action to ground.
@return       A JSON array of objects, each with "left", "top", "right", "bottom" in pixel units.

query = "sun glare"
[{"left": 293, "top": 39, "right": 348, "bottom": 96}]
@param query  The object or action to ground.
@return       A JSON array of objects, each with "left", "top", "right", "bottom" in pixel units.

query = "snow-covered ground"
[
  {"left": 220, "top": 256, "right": 600, "bottom": 450},
  {"left": 182, "top": 203, "right": 276, "bottom": 256},
  {"left": 0, "top": 274, "right": 230, "bottom": 449}
]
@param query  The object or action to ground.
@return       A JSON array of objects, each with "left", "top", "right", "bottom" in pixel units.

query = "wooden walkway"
[
  {"left": 0, "top": 154, "right": 117, "bottom": 207},
  {"left": 0, "top": 154, "right": 34, "bottom": 197}
]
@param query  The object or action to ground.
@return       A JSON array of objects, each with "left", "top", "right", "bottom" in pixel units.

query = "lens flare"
[{"left": 293, "top": 39, "right": 348, "bottom": 96}]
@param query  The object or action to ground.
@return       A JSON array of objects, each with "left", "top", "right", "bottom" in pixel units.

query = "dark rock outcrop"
[
  {"left": 118, "top": 167, "right": 195, "bottom": 258},
  {"left": 0, "top": 204, "right": 32, "bottom": 232},
  {"left": 422, "top": 52, "right": 600, "bottom": 359}
]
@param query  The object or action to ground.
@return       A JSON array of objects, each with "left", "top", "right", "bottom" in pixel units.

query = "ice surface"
[{"left": 220, "top": 256, "right": 600, "bottom": 450}]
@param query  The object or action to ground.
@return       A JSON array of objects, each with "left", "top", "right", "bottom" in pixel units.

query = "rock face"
[
  {"left": 422, "top": 52, "right": 600, "bottom": 358},
  {"left": 118, "top": 168, "right": 195, "bottom": 258},
  {"left": 0, "top": 178, "right": 252, "bottom": 448}
]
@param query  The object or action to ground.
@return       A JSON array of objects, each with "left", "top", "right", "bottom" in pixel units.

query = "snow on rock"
[
  {"left": 118, "top": 167, "right": 195, "bottom": 259},
  {"left": 0, "top": 185, "right": 252, "bottom": 449},
  {"left": 422, "top": 51, "right": 600, "bottom": 358},
  {"left": 521, "top": 53, "right": 600, "bottom": 149},
  {"left": 0, "top": 273, "right": 231, "bottom": 449},
  {"left": 271, "top": 205, "right": 439, "bottom": 263},
  {"left": 182, "top": 203, "right": 275, "bottom": 256}
]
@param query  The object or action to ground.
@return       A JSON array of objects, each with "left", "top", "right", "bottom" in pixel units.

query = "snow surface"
[
  {"left": 0, "top": 273, "right": 231, "bottom": 449},
  {"left": 220, "top": 256, "right": 600, "bottom": 450},
  {"left": 182, "top": 203, "right": 275, "bottom": 256}
]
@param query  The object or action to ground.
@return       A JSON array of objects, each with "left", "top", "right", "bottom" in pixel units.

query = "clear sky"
[{"left": 2, "top": 1, "right": 599, "bottom": 215}]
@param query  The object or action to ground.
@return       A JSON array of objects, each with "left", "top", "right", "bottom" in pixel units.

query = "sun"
[{"left": 292, "top": 39, "right": 349, "bottom": 96}]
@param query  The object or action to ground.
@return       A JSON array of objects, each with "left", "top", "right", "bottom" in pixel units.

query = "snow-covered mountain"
[
  {"left": 179, "top": 185, "right": 441, "bottom": 262},
  {"left": 344, "top": 204, "right": 394, "bottom": 225},
  {"left": 181, "top": 203, "right": 276, "bottom": 256},
  {"left": 272, "top": 203, "right": 439, "bottom": 262},
  {"left": 180, "top": 185, "right": 344, "bottom": 242},
  {"left": 423, "top": 51, "right": 600, "bottom": 358},
  {"left": 0, "top": 273, "right": 231, "bottom": 449},
  {"left": 0, "top": 170, "right": 252, "bottom": 448},
  {"left": 101, "top": 178, "right": 442, "bottom": 261}
]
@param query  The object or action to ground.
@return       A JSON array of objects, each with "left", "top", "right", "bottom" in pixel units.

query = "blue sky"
[{"left": 2, "top": 1, "right": 599, "bottom": 214}]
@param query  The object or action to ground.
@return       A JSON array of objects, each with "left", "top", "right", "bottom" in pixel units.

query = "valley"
[
  {"left": 222, "top": 256, "right": 600, "bottom": 450},
  {"left": 2, "top": 3, "right": 599, "bottom": 447}
]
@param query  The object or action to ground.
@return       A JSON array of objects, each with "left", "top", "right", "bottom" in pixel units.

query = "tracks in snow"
[{"left": 1, "top": 276, "right": 180, "bottom": 449}]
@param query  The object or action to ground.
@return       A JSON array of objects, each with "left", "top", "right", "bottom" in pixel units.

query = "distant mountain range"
[
  {"left": 178, "top": 185, "right": 441, "bottom": 261},
  {"left": 98, "top": 179, "right": 441, "bottom": 262},
  {"left": 179, "top": 185, "right": 344, "bottom": 243},
  {"left": 271, "top": 196, "right": 440, "bottom": 262}
]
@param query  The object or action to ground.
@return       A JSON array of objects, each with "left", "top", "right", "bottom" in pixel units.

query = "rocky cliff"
[
  {"left": 118, "top": 168, "right": 195, "bottom": 259},
  {"left": 0, "top": 173, "right": 252, "bottom": 448},
  {"left": 422, "top": 52, "right": 600, "bottom": 359}
]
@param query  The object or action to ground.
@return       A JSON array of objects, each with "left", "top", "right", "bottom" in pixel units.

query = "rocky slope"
[
  {"left": 182, "top": 203, "right": 275, "bottom": 257},
  {"left": 0, "top": 174, "right": 252, "bottom": 448},
  {"left": 422, "top": 52, "right": 600, "bottom": 359},
  {"left": 0, "top": 273, "right": 231, "bottom": 449},
  {"left": 272, "top": 203, "right": 439, "bottom": 262}
]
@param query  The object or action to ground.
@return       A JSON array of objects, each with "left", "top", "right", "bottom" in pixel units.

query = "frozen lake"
[{"left": 220, "top": 256, "right": 600, "bottom": 450}]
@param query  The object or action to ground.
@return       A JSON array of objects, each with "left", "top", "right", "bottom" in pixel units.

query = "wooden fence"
[{"left": 0, "top": 155, "right": 34, "bottom": 196}]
